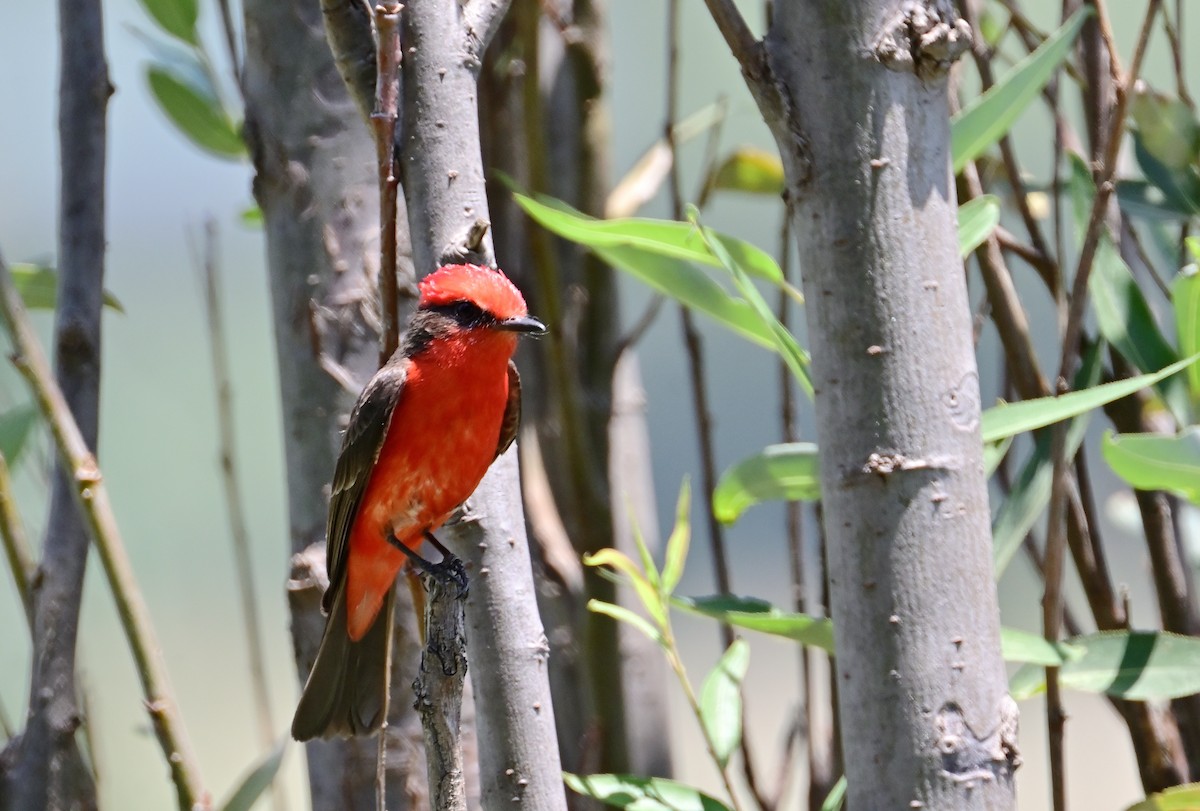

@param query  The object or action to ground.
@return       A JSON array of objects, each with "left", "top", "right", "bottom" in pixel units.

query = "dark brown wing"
[
  {"left": 495, "top": 360, "right": 522, "bottom": 459},
  {"left": 322, "top": 360, "right": 408, "bottom": 614}
]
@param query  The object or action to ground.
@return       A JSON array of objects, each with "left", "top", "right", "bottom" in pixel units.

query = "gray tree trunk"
[
  {"left": 397, "top": 2, "right": 567, "bottom": 808},
  {"left": 705, "top": 1, "right": 1017, "bottom": 808},
  {"left": 0, "top": 0, "right": 109, "bottom": 807},
  {"left": 240, "top": 2, "right": 428, "bottom": 807}
]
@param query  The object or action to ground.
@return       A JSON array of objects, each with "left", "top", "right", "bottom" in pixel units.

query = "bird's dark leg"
[{"left": 386, "top": 531, "right": 469, "bottom": 598}]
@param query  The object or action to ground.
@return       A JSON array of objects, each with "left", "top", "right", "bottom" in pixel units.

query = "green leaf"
[
  {"left": 687, "top": 208, "right": 812, "bottom": 395},
  {"left": 240, "top": 205, "right": 263, "bottom": 228},
  {"left": 10, "top": 264, "right": 124, "bottom": 313},
  {"left": 592, "top": 244, "right": 776, "bottom": 349},
  {"left": 999, "top": 627, "right": 1080, "bottom": 667},
  {"left": 1102, "top": 428, "right": 1200, "bottom": 505},
  {"left": 958, "top": 196, "right": 1001, "bottom": 257},
  {"left": 700, "top": 640, "right": 749, "bottom": 768},
  {"left": 983, "top": 436, "right": 1013, "bottom": 477},
  {"left": 820, "top": 777, "right": 847, "bottom": 811},
  {"left": 673, "top": 595, "right": 836, "bottom": 653},
  {"left": 701, "top": 147, "right": 785, "bottom": 203},
  {"left": 1116, "top": 180, "right": 1196, "bottom": 222},
  {"left": 587, "top": 600, "right": 662, "bottom": 644},
  {"left": 1127, "top": 782, "right": 1200, "bottom": 811},
  {"left": 147, "top": 66, "right": 245, "bottom": 159},
  {"left": 138, "top": 0, "right": 199, "bottom": 45},
  {"left": 1133, "top": 135, "right": 1200, "bottom": 216},
  {"left": 1011, "top": 631, "right": 1200, "bottom": 701},
  {"left": 515, "top": 193, "right": 782, "bottom": 283},
  {"left": 564, "top": 773, "right": 732, "bottom": 811},
  {"left": 712, "top": 443, "right": 820, "bottom": 524},
  {"left": 1175, "top": 267, "right": 1200, "bottom": 402},
  {"left": 660, "top": 481, "right": 691, "bottom": 595},
  {"left": 219, "top": 739, "right": 286, "bottom": 811},
  {"left": 0, "top": 406, "right": 39, "bottom": 465},
  {"left": 1130, "top": 86, "right": 1200, "bottom": 171},
  {"left": 992, "top": 342, "right": 1102, "bottom": 577},
  {"left": 980, "top": 354, "right": 1200, "bottom": 442},
  {"left": 583, "top": 549, "right": 665, "bottom": 626},
  {"left": 951, "top": 7, "right": 1091, "bottom": 173}
]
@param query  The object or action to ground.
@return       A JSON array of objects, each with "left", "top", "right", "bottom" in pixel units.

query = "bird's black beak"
[{"left": 498, "top": 315, "right": 547, "bottom": 335}]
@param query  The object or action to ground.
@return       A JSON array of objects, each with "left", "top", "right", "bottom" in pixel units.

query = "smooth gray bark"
[
  {"left": 706, "top": 1, "right": 1017, "bottom": 808},
  {"left": 398, "top": 3, "right": 567, "bottom": 808},
  {"left": 0, "top": 1, "right": 109, "bottom": 807},
  {"left": 240, "top": 1, "right": 427, "bottom": 806}
]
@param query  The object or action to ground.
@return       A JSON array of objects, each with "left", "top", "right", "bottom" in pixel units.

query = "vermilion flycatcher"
[{"left": 291, "top": 263, "right": 545, "bottom": 740}]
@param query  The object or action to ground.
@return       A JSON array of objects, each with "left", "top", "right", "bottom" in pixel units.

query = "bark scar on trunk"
[
  {"left": 933, "top": 697, "right": 1021, "bottom": 789},
  {"left": 872, "top": 0, "right": 971, "bottom": 80}
]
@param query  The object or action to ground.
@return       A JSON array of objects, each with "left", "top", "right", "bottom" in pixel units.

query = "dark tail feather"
[{"left": 291, "top": 586, "right": 394, "bottom": 740}]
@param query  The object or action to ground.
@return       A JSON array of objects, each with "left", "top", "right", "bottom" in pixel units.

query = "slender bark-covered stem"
[
  {"left": 1043, "top": 5, "right": 1160, "bottom": 804},
  {"left": 195, "top": 221, "right": 284, "bottom": 810},
  {"left": 373, "top": 1, "right": 403, "bottom": 362},
  {"left": 398, "top": 3, "right": 566, "bottom": 807},
  {"left": 0, "top": 452, "right": 34, "bottom": 628},
  {"left": 0, "top": 2, "right": 112, "bottom": 806},
  {"left": 0, "top": 257, "right": 210, "bottom": 810},
  {"left": 413, "top": 577, "right": 468, "bottom": 811}
]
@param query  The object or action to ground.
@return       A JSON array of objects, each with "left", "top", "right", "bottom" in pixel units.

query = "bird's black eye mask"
[{"left": 423, "top": 299, "right": 497, "bottom": 329}]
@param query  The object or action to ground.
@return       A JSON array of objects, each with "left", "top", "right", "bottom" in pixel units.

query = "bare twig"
[
  {"left": 1043, "top": 4, "right": 1161, "bottom": 807},
  {"left": 195, "top": 220, "right": 283, "bottom": 810},
  {"left": 374, "top": 1, "right": 403, "bottom": 363},
  {"left": 0, "top": 452, "right": 34, "bottom": 627},
  {"left": 0, "top": 255, "right": 210, "bottom": 809}
]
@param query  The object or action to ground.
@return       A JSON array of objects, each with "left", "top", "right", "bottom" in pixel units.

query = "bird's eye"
[{"left": 442, "top": 300, "right": 489, "bottom": 327}]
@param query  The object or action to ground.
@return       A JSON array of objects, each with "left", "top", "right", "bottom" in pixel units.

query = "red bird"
[{"left": 291, "top": 264, "right": 544, "bottom": 740}]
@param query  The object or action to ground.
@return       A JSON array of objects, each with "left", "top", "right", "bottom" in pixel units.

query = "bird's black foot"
[{"left": 387, "top": 531, "right": 469, "bottom": 599}]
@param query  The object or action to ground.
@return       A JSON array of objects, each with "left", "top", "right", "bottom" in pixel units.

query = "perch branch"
[{"left": 0, "top": 452, "right": 34, "bottom": 627}]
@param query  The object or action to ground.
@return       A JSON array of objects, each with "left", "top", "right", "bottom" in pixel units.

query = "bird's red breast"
[{"left": 344, "top": 327, "right": 519, "bottom": 640}]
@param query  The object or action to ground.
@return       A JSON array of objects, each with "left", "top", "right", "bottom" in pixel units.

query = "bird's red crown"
[{"left": 418, "top": 264, "right": 529, "bottom": 321}]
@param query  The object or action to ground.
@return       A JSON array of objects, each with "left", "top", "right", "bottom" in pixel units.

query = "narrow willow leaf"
[
  {"left": 958, "top": 195, "right": 1001, "bottom": 257},
  {"left": 700, "top": 640, "right": 750, "bottom": 768},
  {"left": 1011, "top": 631, "right": 1200, "bottom": 701},
  {"left": 1102, "top": 428, "right": 1200, "bottom": 505},
  {"left": 980, "top": 354, "right": 1200, "bottom": 442},
  {"left": 983, "top": 436, "right": 1013, "bottom": 477},
  {"left": 688, "top": 209, "right": 813, "bottom": 395},
  {"left": 1130, "top": 86, "right": 1200, "bottom": 171},
  {"left": 587, "top": 600, "right": 662, "bottom": 644},
  {"left": 999, "top": 627, "right": 1080, "bottom": 667},
  {"left": 1175, "top": 267, "right": 1200, "bottom": 402},
  {"left": 1126, "top": 783, "right": 1200, "bottom": 811},
  {"left": 147, "top": 66, "right": 245, "bottom": 158},
  {"left": 138, "top": 0, "right": 199, "bottom": 44},
  {"left": 660, "top": 481, "right": 691, "bottom": 595},
  {"left": 1117, "top": 180, "right": 1195, "bottom": 222},
  {"left": 713, "top": 443, "right": 820, "bottom": 524},
  {"left": 0, "top": 406, "right": 39, "bottom": 465},
  {"left": 564, "top": 773, "right": 732, "bottom": 811},
  {"left": 820, "top": 777, "right": 847, "bottom": 811},
  {"left": 11, "top": 264, "right": 124, "bottom": 312},
  {"left": 219, "top": 739, "right": 286, "bottom": 811},
  {"left": 515, "top": 193, "right": 783, "bottom": 282},
  {"left": 591, "top": 244, "right": 776, "bottom": 349},
  {"left": 951, "top": 7, "right": 1091, "bottom": 173},
  {"left": 992, "top": 342, "right": 1102, "bottom": 577},
  {"left": 673, "top": 594, "right": 836, "bottom": 653},
  {"left": 1133, "top": 136, "right": 1200, "bottom": 216},
  {"left": 583, "top": 548, "right": 665, "bottom": 625},
  {"left": 700, "top": 146, "right": 785, "bottom": 205}
]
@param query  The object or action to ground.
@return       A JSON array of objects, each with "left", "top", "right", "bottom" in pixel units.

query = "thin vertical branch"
[
  {"left": 0, "top": 255, "right": 210, "bottom": 810},
  {"left": 374, "top": 1, "right": 403, "bottom": 363},
  {"left": 1044, "top": 4, "right": 1161, "bottom": 808},
  {"left": 195, "top": 220, "right": 283, "bottom": 810},
  {"left": 0, "top": 452, "right": 34, "bottom": 627}
]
